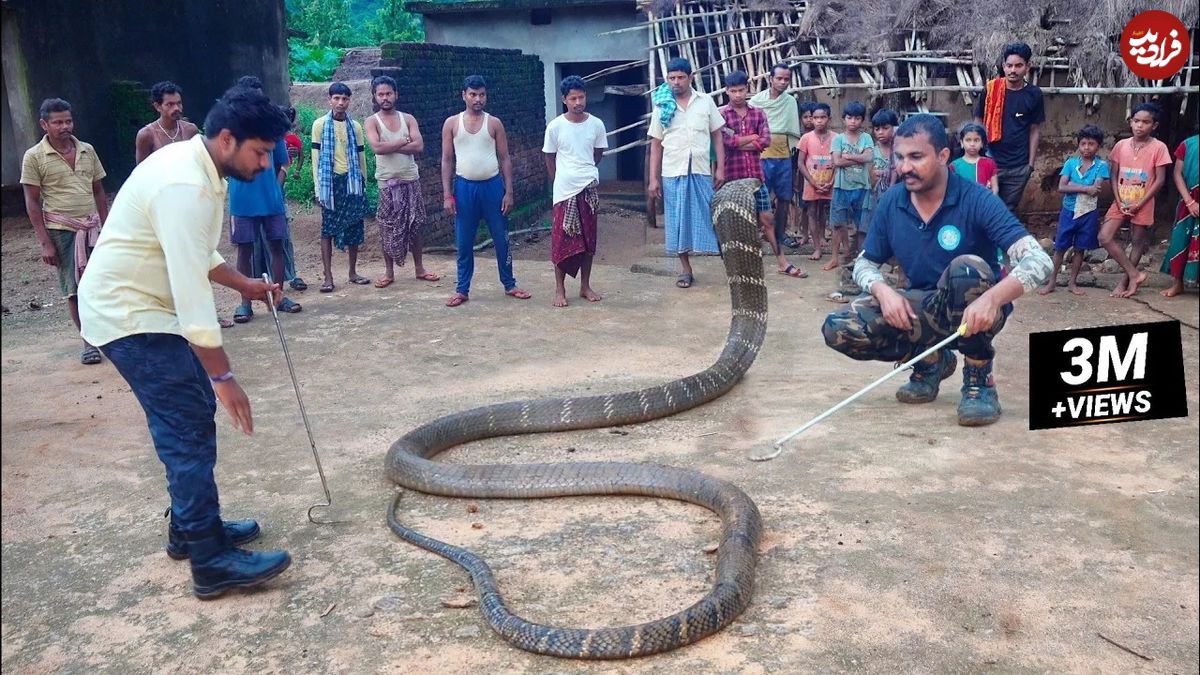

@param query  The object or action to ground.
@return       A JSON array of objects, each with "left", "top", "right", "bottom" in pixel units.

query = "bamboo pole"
[
  {"left": 645, "top": 10, "right": 657, "bottom": 232},
  {"left": 606, "top": 114, "right": 651, "bottom": 137},
  {"left": 583, "top": 59, "right": 649, "bottom": 82},
  {"left": 605, "top": 137, "right": 651, "bottom": 155},
  {"left": 599, "top": 6, "right": 737, "bottom": 35}
]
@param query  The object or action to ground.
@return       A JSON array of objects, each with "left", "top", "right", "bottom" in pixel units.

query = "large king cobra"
[{"left": 385, "top": 178, "right": 767, "bottom": 659}]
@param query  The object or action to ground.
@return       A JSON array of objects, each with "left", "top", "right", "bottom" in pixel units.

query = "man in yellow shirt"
[
  {"left": 311, "top": 82, "right": 370, "bottom": 293},
  {"left": 78, "top": 87, "right": 292, "bottom": 599},
  {"left": 20, "top": 98, "right": 110, "bottom": 364}
]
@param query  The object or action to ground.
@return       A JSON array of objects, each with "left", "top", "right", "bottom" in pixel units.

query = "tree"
[
  {"left": 368, "top": 0, "right": 424, "bottom": 44},
  {"left": 288, "top": 0, "right": 355, "bottom": 48}
]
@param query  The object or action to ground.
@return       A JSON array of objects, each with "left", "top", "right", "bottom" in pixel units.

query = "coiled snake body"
[{"left": 386, "top": 178, "right": 767, "bottom": 659}]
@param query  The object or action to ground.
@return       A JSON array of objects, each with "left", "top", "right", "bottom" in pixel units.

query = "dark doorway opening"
[{"left": 557, "top": 60, "right": 647, "bottom": 183}]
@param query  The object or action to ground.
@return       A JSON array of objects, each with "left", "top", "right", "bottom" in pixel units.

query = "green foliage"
[
  {"left": 283, "top": 104, "right": 378, "bottom": 213},
  {"left": 288, "top": 39, "right": 345, "bottom": 82},
  {"left": 287, "top": 0, "right": 422, "bottom": 49},
  {"left": 367, "top": 0, "right": 424, "bottom": 44},
  {"left": 288, "top": 0, "right": 355, "bottom": 48},
  {"left": 287, "top": 0, "right": 422, "bottom": 85}
]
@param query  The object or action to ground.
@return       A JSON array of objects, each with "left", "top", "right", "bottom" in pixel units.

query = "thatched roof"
[{"left": 641, "top": 0, "right": 1198, "bottom": 88}]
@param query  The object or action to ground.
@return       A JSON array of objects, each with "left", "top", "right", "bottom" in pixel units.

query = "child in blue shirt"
[{"left": 1040, "top": 124, "right": 1110, "bottom": 295}]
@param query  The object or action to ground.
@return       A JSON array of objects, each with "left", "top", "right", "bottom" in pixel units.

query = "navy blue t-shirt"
[{"left": 864, "top": 171, "right": 1029, "bottom": 291}]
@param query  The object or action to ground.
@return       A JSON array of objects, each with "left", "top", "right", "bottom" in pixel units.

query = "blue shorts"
[
  {"left": 760, "top": 158, "right": 793, "bottom": 202},
  {"left": 231, "top": 214, "right": 288, "bottom": 245},
  {"left": 1054, "top": 208, "right": 1100, "bottom": 251},
  {"left": 829, "top": 188, "right": 867, "bottom": 230},
  {"left": 754, "top": 184, "right": 771, "bottom": 213}
]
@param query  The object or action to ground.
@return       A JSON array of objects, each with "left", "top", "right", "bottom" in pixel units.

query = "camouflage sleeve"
[
  {"left": 853, "top": 253, "right": 886, "bottom": 294},
  {"left": 1006, "top": 234, "right": 1053, "bottom": 292}
]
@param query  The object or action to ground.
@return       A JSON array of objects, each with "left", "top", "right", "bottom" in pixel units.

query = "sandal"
[
  {"left": 826, "top": 291, "right": 849, "bottom": 304},
  {"left": 233, "top": 303, "right": 253, "bottom": 323},
  {"left": 505, "top": 288, "right": 532, "bottom": 300},
  {"left": 80, "top": 345, "right": 102, "bottom": 365},
  {"left": 276, "top": 298, "right": 302, "bottom": 313},
  {"left": 415, "top": 272, "right": 441, "bottom": 282},
  {"left": 676, "top": 273, "right": 694, "bottom": 289},
  {"left": 374, "top": 276, "right": 394, "bottom": 289},
  {"left": 778, "top": 264, "right": 808, "bottom": 278},
  {"left": 348, "top": 275, "right": 371, "bottom": 285},
  {"left": 290, "top": 277, "right": 308, "bottom": 292},
  {"left": 446, "top": 293, "right": 469, "bottom": 307},
  {"left": 320, "top": 281, "right": 335, "bottom": 293},
  {"left": 218, "top": 317, "right": 235, "bottom": 329}
]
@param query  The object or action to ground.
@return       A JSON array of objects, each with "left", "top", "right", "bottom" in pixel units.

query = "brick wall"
[{"left": 373, "top": 42, "right": 549, "bottom": 245}]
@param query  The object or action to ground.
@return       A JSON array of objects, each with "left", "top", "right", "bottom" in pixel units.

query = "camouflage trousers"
[{"left": 821, "top": 255, "right": 1009, "bottom": 362}]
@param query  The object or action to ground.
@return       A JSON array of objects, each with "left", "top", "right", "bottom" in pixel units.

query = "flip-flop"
[
  {"left": 219, "top": 317, "right": 235, "bottom": 329},
  {"left": 233, "top": 303, "right": 253, "bottom": 323},
  {"left": 80, "top": 345, "right": 102, "bottom": 365},
  {"left": 276, "top": 298, "right": 302, "bottom": 313},
  {"left": 505, "top": 288, "right": 532, "bottom": 299},
  {"left": 446, "top": 293, "right": 469, "bottom": 307},
  {"left": 778, "top": 264, "right": 808, "bottom": 278},
  {"left": 290, "top": 277, "right": 308, "bottom": 292},
  {"left": 826, "top": 291, "right": 849, "bottom": 304},
  {"left": 374, "top": 276, "right": 394, "bottom": 289},
  {"left": 415, "top": 272, "right": 441, "bottom": 282},
  {"left": 320, "top": 281, "right": 335, "bottom": 293},
  {"left": 676, "top": 273, "right": 694, "bottom": 289},
  {"left": 348, "top": 276, "right": 371, "bottom": 285}
]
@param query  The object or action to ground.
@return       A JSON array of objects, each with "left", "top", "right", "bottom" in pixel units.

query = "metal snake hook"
[
  {"left": 262, "top": 274, "right": 344, "bottom": 524},
  {"left": 749, "top": 324, "right": 968, "bottom": 462}
]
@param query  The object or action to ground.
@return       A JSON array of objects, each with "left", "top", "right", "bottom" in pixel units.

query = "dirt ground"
[{"left": 1, "top": 203, "right": 1197, "bottom": 675}]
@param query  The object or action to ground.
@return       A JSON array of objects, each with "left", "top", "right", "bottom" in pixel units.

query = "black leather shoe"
[
  {"left": 188, "top": 525, "right": 291, "bottom": 600},
  {"left": 166, "top": 518, "right": 261, "bottom": 560}
]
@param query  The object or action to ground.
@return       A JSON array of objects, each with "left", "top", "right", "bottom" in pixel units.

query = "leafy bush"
[
  {"left": 288, "top": 39, "right": 345, "bottom": 83},
  {"left": 284, "top": 103, "right": 377, "bottom": 213},
  {"left": 367, "top": 0, "right": 423, "bottom": 43}
]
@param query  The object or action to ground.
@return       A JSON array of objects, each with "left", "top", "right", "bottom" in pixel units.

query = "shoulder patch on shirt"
[{"left": 937, "top": 224, "right": 962, "bottom": 251}]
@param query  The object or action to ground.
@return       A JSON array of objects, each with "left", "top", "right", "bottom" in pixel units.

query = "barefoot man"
[
  {"left": 135, "top": 81, "right": 200, "bottom": 164},
  {"left": 542, "top": 76, "right": 608, "bottom": 307},
  {"left": 365, "top": 75, "right": 440, "bottom": 288}
]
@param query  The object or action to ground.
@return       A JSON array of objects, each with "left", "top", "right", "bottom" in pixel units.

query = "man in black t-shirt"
[{"left": 973, "top": 42, "right": 1045, "bottom": 214}]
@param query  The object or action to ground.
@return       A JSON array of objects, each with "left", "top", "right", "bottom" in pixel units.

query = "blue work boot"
[
  {"left": 188, "top": 524, "right": 291, "bottom": 600},
  {"left": 166, "top": 516, "right": 261, "bottom": 560},
  {"left": 896, "top": 349, "right": 957, "bottom": 404},
  {"left": 957, "top": 357, "right": 1002, "bottom": 426}
]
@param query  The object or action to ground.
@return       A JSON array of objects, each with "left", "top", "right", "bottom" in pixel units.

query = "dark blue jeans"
[
  {"left": 100, "top": 333, "right": 221, "bottom": 536},
  {"left": 454, "top": 174, "right": 516, "bottom": 296}
]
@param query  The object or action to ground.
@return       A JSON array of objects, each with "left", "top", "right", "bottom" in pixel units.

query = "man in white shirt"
[
  {"left": 647, "top": 58, "right": 725, "bottom": 289},
  {"left": 78, "top": 86, "right": 292, "bottom": 600},
  {"left": 542, "top": 76, "right": 608, "bottom": 307}
]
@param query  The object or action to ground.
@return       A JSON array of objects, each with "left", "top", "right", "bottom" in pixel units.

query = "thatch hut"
[{"left": 594, "top": 0, "right": 1197, "bottom": 216}]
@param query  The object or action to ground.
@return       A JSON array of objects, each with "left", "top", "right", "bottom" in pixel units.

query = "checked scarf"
[
  {"left": 652, "top": 83, "right": 679, "bottom": 129},
  {"left": 561, "top": 181, "right": 599, "bottom": 238},
  {"left": 317, "top": 112, "right": 364, "bottom": 209}
]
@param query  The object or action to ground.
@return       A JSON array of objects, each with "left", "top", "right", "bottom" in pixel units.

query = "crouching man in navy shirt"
[{"left": 822, "top": 114, "right": 1052, "bottom": 426}]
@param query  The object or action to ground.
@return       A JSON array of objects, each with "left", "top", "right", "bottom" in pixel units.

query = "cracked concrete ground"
[{"left": 2, "top": 211, "right": 1198, "bottom": 674}]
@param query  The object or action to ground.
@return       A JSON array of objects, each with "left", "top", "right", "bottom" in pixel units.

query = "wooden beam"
[
  {"left": 582, "top": 59, "right": 649, "bottom": 82},
  {"left": 604, "top": 84, "right": 650, "bottom": 96}
]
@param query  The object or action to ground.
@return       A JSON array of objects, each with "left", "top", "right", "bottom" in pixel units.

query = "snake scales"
[{"left": 385, "top": 178, "right": 767, "bottom": 659}]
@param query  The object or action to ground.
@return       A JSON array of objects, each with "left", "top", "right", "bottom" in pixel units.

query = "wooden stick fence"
[{"left": 580, "top": 1, "right": 1198, "bottom": 155}]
